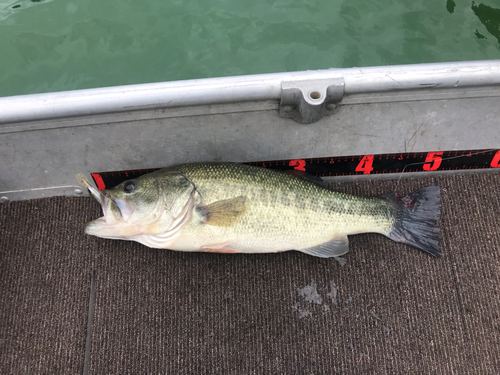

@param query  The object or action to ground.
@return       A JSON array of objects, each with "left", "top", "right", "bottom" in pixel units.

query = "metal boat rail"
[
  {"left": 1, "top": 60, "right": 500, "bottom": 124},
  {"left": 1, "top": 60, "right": 499, "bottom": 201}
]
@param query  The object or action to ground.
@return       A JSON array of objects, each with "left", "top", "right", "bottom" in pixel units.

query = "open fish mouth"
[
  {"left": 77, "top": 173, "right": 126, "bottom": 237},
  {"left": 84, "top": 190, "right": 127, "bottom": 238},
  {"left": 87, "top": 186, "right": 122, "bottom": 225},
  {"left": 77, "top": 173, "right": 123, "bottom": 226}
]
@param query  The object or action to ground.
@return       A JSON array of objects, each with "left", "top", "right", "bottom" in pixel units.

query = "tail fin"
[{"left": 382, "top": 186, "right": 441, "bottom": 257}]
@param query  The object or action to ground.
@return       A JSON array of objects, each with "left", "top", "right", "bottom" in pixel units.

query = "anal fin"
[{"left": 299, "top": 236, "right": 349, "bottom": 258}]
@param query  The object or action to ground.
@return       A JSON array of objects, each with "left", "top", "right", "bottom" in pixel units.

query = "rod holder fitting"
[{"left": 280, "top": 77, "right": 345, "bottom": 124}]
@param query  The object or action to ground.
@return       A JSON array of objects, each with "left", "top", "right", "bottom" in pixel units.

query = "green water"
[{"left": 0, "top": 0, "right": 499, "bottom": 97}]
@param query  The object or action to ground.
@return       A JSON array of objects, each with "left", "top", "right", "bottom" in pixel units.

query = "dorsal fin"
[{"left": 282, "top": 170, "right": 328, "bottom": 187}]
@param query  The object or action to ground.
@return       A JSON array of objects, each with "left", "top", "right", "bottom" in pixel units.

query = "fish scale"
[{"left": 166, "top": 163, "right": 395, "bottom": 253}]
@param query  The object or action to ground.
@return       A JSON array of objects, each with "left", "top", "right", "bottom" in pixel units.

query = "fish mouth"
[{"left": 85, "top": 187, "right": 125, "bottom": 237}]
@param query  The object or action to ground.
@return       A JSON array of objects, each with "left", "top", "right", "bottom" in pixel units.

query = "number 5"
[{"left": 423, "top": 152, "right": 443, "bottom": 171}]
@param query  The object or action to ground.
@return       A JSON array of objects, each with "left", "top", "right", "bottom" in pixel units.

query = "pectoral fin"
[
  {"left": 299, "top": 236, "right": 349, "bottom": 258},
  {"left": 198, "top": 196, "right": 247, "bottom": 227},
  {"left": 200, "top": 241, "right": 240, "bottom": 253}
]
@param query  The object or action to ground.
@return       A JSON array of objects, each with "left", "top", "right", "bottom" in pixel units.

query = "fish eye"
[{"left": 124, "top": 181, "right": 136, "bottom": 193}]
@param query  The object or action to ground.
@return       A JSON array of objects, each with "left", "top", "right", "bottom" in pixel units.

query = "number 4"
[{"left": 355, "top": 155, "right": 374, "bottom": 174}]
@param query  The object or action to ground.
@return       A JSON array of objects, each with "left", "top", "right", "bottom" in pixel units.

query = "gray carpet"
[{"left": 1, "top": 172, "right": 499, "bottom": 374}]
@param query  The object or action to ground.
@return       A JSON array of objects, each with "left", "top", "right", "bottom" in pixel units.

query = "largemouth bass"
[{"left": 83, "top": 163, "right": 441, "bottom": 258}]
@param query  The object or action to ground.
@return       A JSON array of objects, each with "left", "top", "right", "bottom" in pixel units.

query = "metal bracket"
[
  {"left": 280, "top": 77, "right": 345, "bottom": 124},
  {"left": 0, "top": 185, "right": 89, "bottom": 202}
]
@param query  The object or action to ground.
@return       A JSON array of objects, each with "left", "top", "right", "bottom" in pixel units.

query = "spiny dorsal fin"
[
  {"left": 198, "top": 196, "right": 248, "bottom": 227},
  {"left": 299, "top": 236, "right": 349, "bottom": 258},
  {"left": 282, "top": 170, "right": 328, "bottom": 187}
]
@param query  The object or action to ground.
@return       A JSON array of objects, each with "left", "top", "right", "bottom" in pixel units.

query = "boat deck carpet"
[{"left": 1, "top": 172, "right": 499, "bottom": 374}]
